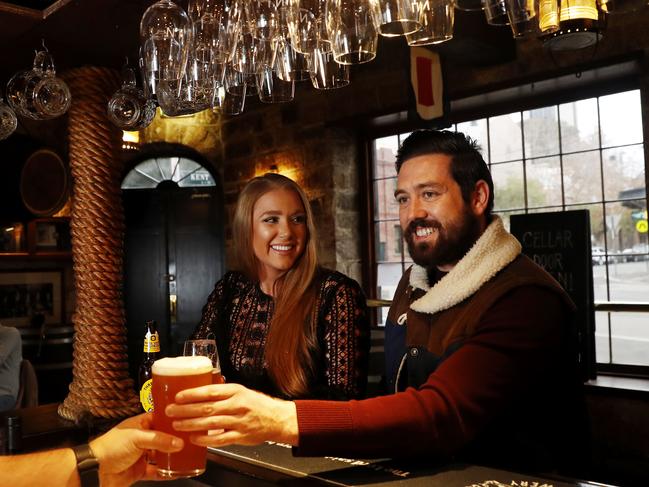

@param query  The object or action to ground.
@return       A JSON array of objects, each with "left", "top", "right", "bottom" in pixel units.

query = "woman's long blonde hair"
[{"left": 232, "top": 173, "right": 319, "bottom": 397}]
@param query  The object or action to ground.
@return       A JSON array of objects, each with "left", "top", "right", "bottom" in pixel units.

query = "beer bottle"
[{"left": 138, "top": 320, "right": 161, "bottom": 412}]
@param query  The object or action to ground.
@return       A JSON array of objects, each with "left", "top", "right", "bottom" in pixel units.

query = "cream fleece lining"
[{"left": 409, "top": 216, "right": 521, "bottom": 315}]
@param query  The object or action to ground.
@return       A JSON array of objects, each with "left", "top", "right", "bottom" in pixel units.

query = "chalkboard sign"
[{"left": 510, "top": 210, "right": 596, "bottom": 381}]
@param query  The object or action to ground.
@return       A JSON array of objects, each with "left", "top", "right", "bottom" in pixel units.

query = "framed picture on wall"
[
  {"left": 0, "top": 270, "right": 63, "bottom": 327},
  {"left": 27, "top": 218, "right": 71, "bottom": 253}
]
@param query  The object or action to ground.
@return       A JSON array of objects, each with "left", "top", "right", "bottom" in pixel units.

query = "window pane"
[
  {"left": 523, "top": 106, "right": 560, "bottom": 158},
  {"left": 489, "top": 113, "right": 522, "bottom": 163},
  {"left": 564, "top": 203, "right": 606, "bottom": 300},
  {"left": 373, "top": 178, "right": 398, "bottom": 221},
  {"left": 526, "top": 156, "right": 562, "bottom": 208},
  {"left": 121, "top": 169, "right": 158, "bottom": 189},
  {"left": 562, "top": 151, "right": 602, "bottom": 204},
  {"left": 602, "top": 144, "right": 645, "bottom": 201},
  {"left": 156, "top": 157, "right": 176, "bottom": 180},
  {"left": 604, "top": 201, "right": 645, "bottom": 255},
  {"left": 605, "top": 201, "right": 649, "bottom": 302},
  {"left": 559, "top": 98, "right": 599, "bottom": 153},
  {"left": 178, "top": 166, "right": 216, "bottom": 187},
  {"left": 376, "top": 263, "right": 403, "bottom": 326},
  {"left": 595, "top": 312, "right": 611, "bottom": 364},
  {"left": 599, "top": 90, "right": 643, "bottom": 148},
  {"left": 374, "top": 221, "right": 401, "bottom": 263},
  {"left": 376, "top": 263, "right": 402, "bottom": 300},
  {"left": 175, "top": 159, "right": 216, "bottom": 187},
  {"left": 136, "top": 159, "right": 165, "bottom": 183},
  {"left": 373, "top": 136, "right": 399, "bottom": 179},
  {"left": 398, "top": 132, "right": 412, "bottom": 145},
  {"left": 456, "top": 118, "right": 489, "bottom": 163},
  {"left": 492, "top": 161, "right": 525, "bottom": 211},
  {"left": 611, "top": 313, "right": 649, "bottom": 366}
]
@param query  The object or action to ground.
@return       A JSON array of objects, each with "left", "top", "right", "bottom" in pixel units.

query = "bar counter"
[
  {"left": 139, "top": 442, "right": 616, "bottom": 487},
  {"left": 3, "top": 405, "right": 614, "bottom": 486}
]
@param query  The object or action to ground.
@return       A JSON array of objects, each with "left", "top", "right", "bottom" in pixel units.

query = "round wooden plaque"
[{"left": 20, "top": 149, "right": 70, "bottom": 216}]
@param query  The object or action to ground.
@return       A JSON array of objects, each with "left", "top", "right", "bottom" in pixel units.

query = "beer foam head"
[{"left": 152, "top": 356, "right": 213, "bottom": 376}]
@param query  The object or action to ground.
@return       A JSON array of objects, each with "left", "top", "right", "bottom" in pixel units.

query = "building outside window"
[{"left": 370, "top": 89, "right": 649, "bottom": 372}]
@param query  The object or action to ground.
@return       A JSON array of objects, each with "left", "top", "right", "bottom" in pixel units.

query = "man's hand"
[
  {"left": 89, "top": 413, "right": 183, "bottom": 487},
  {"left": 166, "top": 383, "right": 299, "bottom": 448}
]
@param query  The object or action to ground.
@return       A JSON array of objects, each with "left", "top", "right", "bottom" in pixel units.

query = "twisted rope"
[{"left": 58, "top": 67, "right": 141, "bottom": 420}]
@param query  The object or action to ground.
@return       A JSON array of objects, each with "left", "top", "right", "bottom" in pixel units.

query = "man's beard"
[{"left": 404, "top": 206, "right": 482, "bottom": 270}]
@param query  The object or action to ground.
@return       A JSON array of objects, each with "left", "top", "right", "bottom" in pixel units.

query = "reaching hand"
[
  {"left": 89, "top": 413, "right": 183, "bottom": 487},
  {"left": 166, "top": 383, "right": 299, "bottom": 448}
]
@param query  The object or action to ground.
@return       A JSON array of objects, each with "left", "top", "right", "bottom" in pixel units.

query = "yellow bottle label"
[
  {"left": 143, "top": 332, "right": 160, "bottom": 353},
  {"left": 140, "top": 378, "right": 154, "bottom": 412}
]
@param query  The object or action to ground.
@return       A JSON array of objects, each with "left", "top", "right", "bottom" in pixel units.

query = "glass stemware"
[{"left": 183, "top": 338, "right": 224, "bottom": 383}]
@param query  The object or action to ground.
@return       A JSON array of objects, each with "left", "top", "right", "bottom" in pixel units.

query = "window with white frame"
[{"left": 370, "top": 89, "right": 648, "bottom": 370}]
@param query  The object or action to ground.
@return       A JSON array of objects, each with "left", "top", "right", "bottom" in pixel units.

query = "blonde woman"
[{"left": 191, "top": 173, "right": 369, "bottom": 399}]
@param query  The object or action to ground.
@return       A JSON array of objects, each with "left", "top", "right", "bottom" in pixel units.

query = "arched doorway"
[{"left": 122, "top": 149, "right": 224, "bottom": 379}]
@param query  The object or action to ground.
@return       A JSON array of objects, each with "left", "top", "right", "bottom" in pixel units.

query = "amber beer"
[
  {"left": 152, "top": 356, "right": 213, "bottom": 479},
  {"left": 212, "top": 369, "right": 225, "bottom": 384}
]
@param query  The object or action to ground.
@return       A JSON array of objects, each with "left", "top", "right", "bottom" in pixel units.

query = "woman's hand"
[{"left": 166, "top": 383, "right": 299, "bottom": 448}]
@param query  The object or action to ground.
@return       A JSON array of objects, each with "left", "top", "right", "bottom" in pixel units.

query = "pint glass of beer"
[{"left": 152, "top": 356, "right": 213, "bottom": 479}]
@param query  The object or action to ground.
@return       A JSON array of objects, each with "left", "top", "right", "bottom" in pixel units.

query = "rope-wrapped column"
[{"left": 58, "top": 67, "right": 141, "bottom": 420}]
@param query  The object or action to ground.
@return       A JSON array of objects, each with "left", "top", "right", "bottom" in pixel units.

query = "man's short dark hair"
[{"left": 395, "top": 129, "right": 494, "bottom": 220}]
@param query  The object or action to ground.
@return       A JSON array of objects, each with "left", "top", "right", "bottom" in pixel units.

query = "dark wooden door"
[{"left": 123, "top": 185, "right": 224, "bottom": 380}]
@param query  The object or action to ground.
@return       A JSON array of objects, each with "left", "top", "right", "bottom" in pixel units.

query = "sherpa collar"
[{"left": 409, "top": 216, "right": 521, "bottom": 315}]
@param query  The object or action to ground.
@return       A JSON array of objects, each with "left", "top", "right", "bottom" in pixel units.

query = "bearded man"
[{"left": 166, "top": 130, "right": 589, "bottom": 478}]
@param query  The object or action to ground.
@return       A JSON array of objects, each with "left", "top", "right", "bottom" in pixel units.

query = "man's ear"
[{"left": 472, "top": 180, "right": 490, "bottom": 216}]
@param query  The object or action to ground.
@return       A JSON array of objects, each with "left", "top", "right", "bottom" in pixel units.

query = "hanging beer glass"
[
  {"left": 7, "top": 49, "right": 71, "bottom": 120},
  {"left": 246, "top": 0, "right": 281, "bottom": 40},
  {"left": 257, "top": 66, "right": 295, "bottom": 103},
  {"left": 224, "top": 62, "right": 247, "bottom": 96},
  {"left": 483, "top": 0, "right": 510, "bottom": 24},
  {"left": 232, "top": 33, "right": 274, "bottom": 75},
  {"left": 307, "top": 40, "right": 350, "bottom": 89},
  {"left": 287, "top": 0, "right": 323, "bottom": 53},
  {"left": 215, "top": 85, "right": 246, "bottom": 115},
  {"left": 406, "top": 0, "right": 454, "bottom": 46},
  {"left": 215, "top": 0, "right": 242, "bottom": 64},
  {"left": 30, "top": 51, "right": 71, "bottom": 119},
  {"left": 140, "top": 0, "right": 192, "bottom": 97},
  {"left": 107, "top": 66, "right": 157, "bottom": 130},
  {"left": 0, "top": 94, "right": 18, "bottom": 140},
  {"left": 325, "top": 0, "right": 381, "bottom": 64},
  {"left": 376, "top": 0, "right": 421, "bottom": 36},
  {"left": 504, "top": 0, "right": 539, "bottom": 37},
  {"left": 188, "top": 10, "right": 221, "bottom": 108},
  {"left": 275, "top": 37, "right": 311, "bottom": 82}
]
